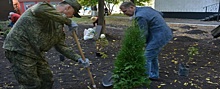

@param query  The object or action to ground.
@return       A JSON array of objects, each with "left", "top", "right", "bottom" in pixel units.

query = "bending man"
[
  {"left": 3, "top": 0, "right": 89, "bottom": 88},
  {"left": 120, "top": 2, "right": 173, "bottom": 81}
]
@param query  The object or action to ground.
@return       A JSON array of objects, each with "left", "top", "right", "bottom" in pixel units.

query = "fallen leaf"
[
  {"left": 160, "top": 83, "right": 166, "bottom": 86},
  {"left": 184, "top": 82, "right": 188, "bottom": 86},
  {"left": 80, "top": 68, "right": 84, "bottom": 71},
  {"left": 206, "top": 78, "right": 210, "bottom": 81},
  {"left": 157, "top": 85, "right": 161, "bottom": 88}
]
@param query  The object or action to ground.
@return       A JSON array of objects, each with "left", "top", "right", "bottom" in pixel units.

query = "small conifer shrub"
[{"left": 113, "top": 21, "right": 150, "bottom": 89}]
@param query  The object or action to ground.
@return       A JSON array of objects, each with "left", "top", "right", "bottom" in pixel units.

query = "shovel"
[
  {"left": 72, "top": 31, "right": 97, "bottom": 89},
  {"left": 102, "top": 71, "right": 113, "bottom": 87}
]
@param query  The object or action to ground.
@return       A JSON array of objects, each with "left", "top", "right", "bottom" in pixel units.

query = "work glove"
[
  {"left": 78, "top": 58, "right": 90, "bottom": 68},
  {"left": 68, "top": 21, "right": 78, "bottom": 34}
]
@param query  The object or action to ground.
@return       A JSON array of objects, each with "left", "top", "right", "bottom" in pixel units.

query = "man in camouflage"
[{"left": 3, "top": 0, "right": 90, "bottom": 89}]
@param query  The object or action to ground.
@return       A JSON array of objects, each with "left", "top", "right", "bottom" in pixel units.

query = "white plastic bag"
[{"left": 83, "top": 28, "right": 95, "bottom": 40}]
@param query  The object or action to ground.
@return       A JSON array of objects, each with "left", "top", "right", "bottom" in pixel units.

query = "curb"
[{"left": 167, "top": 22, "right": 219, "bottom": 27}]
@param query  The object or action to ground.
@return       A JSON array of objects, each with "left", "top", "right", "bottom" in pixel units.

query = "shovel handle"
[
  {"left": 72, "top": 31, "right": 97, "bottom": 89},
  {"left": 72, "top": 31, "right": 86, "bottom": 60}
]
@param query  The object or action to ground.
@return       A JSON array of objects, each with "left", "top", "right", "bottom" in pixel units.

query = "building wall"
[
  {"left": 0, "top": 0, "right": 14, "bottom": 21},
  {"left": 155, "top": 0, "right": 219, "bottom": 12},
  {"left": 18, "top": 0, "right": 61, "bottom": 14}
]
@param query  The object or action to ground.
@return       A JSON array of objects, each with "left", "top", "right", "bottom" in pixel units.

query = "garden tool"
[
  {"left": 72, "top": 31, "right": 97, "bottom": 89},
  {"left": 102, "top": 71, "right": 113, "bottom": 87},
  {"left": 211, "top": 25, "right": 220, "bottom": 38},
  {"left": 178, "top": 63, "right": 189, "bottom": 76}
]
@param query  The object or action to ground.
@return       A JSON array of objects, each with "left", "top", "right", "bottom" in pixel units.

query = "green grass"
[
  {"left": 0, "top": 14, "right": 131, "bottom": 29},
  {"left": 0, "top": 21, "right": 10, "bottom": 31},
  {"left": 105, "top": 16, "right": 130, "bottom": 26},
  {"left": 110, "top": 13, "right": 127, "bottom": 17},
  {"left": 72, "top": 15, "right": 131, "bottom": 26},
  {"left": 71, "top": 16, "right": 93, "bottom": 24}
]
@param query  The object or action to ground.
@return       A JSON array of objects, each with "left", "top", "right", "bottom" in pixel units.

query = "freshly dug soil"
[{"left": 0, "top": 23, "right": 219, "bottom": 89}]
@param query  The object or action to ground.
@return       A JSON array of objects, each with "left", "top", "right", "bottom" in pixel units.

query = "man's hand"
[
  {"left": 68, "top": 21, "right": 78, "bottom": 32},
  {"left": 78, "top": 58, "right": 90, "bottom": 68}
]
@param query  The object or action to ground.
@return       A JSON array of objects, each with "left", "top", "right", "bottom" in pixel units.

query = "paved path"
[
  {"left": 165, "top": 18, "right": 220, "bottom": 26},
  {"left": 106, "top": 16, "right": 220, "bottom": 26}
]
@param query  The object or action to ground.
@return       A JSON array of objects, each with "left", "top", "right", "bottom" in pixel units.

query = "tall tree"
[
  {"left": 98, "top": 0, "right": 105, "bottom": 34},
  {"left": 78, "top": 0, "right": 151, "bottom": 34},
  {"left": 79, "top": 0, "right": 120, "bottom": 16},
  {"left": 104, "top": 0, "right": 120, "bottom": 15}
]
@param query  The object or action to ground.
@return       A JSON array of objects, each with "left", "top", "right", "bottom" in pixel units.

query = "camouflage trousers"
[{"left": 5, "top": 50, "right": 54, "bottom": 89}]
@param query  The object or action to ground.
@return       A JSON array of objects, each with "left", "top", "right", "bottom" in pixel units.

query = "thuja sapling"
[
  {"left": 178, "top": 45, "right": 199, "bottom": 76},
  {"left": 113, "top": 21, "right": 150, "bottom": 89},
  {"left": 187, "top": 46, "right": 199, "bottom": 65}
]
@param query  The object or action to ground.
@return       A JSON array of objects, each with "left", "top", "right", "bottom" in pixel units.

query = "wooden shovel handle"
[
  {"left": 72, "top": 31, "right": 86, "bottom": 60},
  {"left": 72, "top": 31, "right": 97, "bottom": 89}
]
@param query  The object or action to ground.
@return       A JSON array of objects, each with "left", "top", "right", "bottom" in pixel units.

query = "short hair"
[
  {"left": 58, "top": 1, "right": 69, "bottom": 6},
  {"left": 120, "top": 2, "right": 136, "bottom": 8}
]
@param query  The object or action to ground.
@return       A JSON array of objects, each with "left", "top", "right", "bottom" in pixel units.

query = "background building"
[
  {"left": 0, "top": 0, "right": 14, "bottom": 21},
  {"left": 154, "top": 0, "right": 220, "bottom": 20}
]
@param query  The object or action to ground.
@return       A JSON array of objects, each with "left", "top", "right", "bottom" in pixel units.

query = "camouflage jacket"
[{"left": 3, "top": 2, "right": 80, "bottom": 61}]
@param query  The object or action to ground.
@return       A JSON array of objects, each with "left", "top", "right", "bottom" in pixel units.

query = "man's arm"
[
  {"left": 135, "top": 16, "right": 149, "bottom": 38},
  {"left": 30, "top": 2, "right": 72, "bottom": 26},
  {"left": 54, "top": 36, "right": 81, "bottom": 61}
]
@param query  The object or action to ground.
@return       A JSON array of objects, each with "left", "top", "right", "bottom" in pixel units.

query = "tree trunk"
[{"left": 98, "top": 0, "right": 106, "bottom": 34}]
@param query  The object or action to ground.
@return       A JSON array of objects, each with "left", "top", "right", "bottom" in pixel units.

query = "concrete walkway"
[
  {"left": 106, "top": 16, "right": 220, "bottom": 26},
  {"left": 165, "top": 18, "right": 220, "bottom": 27}
]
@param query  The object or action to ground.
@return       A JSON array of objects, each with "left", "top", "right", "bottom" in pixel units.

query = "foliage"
[
  {"left": 106, "top": 0, "right": 120, "bottom": 4},
  {"left": 123, "top": 0, "right": 152, "bottom": 6},
  {"left": 79, "top": 0, "right": 119, "bottom": 7},
  {"left": 187, "top": 46, "right": 199, "bottom": 64},
  {"left": 96, "top": 35, "right": 109, "bottom": 51},
  {"left": 96, "top": 34, "right": 109, "bottom": 58},
  {"left": 135, "top": 0, "right": 151, "bottom": 6},
  {"left": 0, "top": 25, "right": 2, "bottom": 31},
  {"left": 3, "top": 29, "right": 10, "bottom": 39},
  {"left": 78, "top": 0, "right": 98, "bottom": 6},
  {"left": 113, "top": 21, "right": 150, "bottom": 89},
  {"left": 104, "top": 0, "right": 120, "bottom": 14},
  {"left": 99, "top": 52, "right": 108, "bottom": 59},
  {"left": 79, "top": 0, "right": 120, "bottom": 15}
]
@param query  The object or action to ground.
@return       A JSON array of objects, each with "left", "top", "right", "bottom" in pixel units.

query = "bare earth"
[{"left": 0, "top": 19, "right": 220, "bottom": 89}]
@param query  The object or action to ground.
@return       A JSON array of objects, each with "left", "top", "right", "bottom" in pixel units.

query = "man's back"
[
  {"left": 135, "top": 7, "right": 173, "bottom": 49},
  {"left": 3, "top": 2, "right": 66, "bottom": 58}
]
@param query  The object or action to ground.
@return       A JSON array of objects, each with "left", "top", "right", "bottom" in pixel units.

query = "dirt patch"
[
  {"left": 184, "top": 30, "right": 207, "bottom": 34},
  {"left": 0, "top": 23, "right": 220, "bottom": 89}
]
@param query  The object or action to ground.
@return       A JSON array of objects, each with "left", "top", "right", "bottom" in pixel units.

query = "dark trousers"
[{"left": 5, "top": 50, "right": 54, "bottom": 89}]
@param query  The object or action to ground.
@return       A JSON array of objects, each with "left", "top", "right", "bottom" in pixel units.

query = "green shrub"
[
  {"left": 3, "top": 29, "right": 10, "bottom": 38},
  {"left": 113, "top": 21, "right": 150, "bottom": 89}
]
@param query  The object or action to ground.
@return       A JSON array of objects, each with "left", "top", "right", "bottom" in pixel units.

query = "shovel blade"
[{"left": 102, "top": 72, "right": 113, "bottom": 87}]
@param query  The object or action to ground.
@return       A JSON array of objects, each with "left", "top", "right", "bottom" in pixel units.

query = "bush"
[
  {"left": 113, "top": 21, "right": 150, "bottom": 89},
  {"left": 3, "top": 29, "right": 10, "bottom": 39}
]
